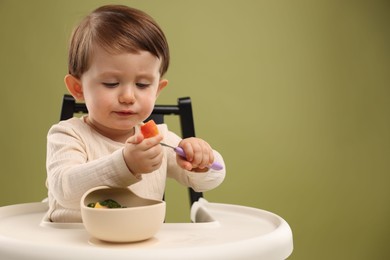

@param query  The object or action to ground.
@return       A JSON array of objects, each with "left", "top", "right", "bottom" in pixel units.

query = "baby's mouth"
[{"left": 115, "top": 110, "right": 135, "bottom": 116}]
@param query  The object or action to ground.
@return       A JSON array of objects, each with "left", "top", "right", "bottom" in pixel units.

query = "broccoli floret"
[{"left": 99, "top": 199, "right": 125, "bottom": 208}]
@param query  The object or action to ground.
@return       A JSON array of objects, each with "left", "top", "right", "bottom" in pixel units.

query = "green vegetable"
[{"left": 99, "top": 199, "right": 125, "bottom": 208}]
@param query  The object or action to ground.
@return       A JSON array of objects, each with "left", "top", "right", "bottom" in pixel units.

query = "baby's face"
[{"left": 79, "top": 46, "right": 166, "bottom": 140}]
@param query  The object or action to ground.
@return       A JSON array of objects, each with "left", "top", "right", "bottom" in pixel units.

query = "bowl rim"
[{"left": 80, "top": 186, "right": 165, "bottom": 210}]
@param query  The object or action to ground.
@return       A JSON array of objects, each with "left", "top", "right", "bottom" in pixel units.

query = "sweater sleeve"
[{"left": 46, "top": 120, "right": 140, "bottom": 209}]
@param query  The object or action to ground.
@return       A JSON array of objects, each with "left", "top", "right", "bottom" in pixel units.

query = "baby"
[{"left": 45, "top": 5, "right": 225, "bottom": 222}]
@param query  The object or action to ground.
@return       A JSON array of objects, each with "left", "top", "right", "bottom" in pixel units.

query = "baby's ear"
[
  {"left": 156, "top": 79, "right": 168, "bottom": 97},
  {"left": 64, "top": 74, "right": 84, "bottom": 101}
]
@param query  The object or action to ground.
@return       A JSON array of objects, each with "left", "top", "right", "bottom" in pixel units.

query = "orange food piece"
[{"left": 141, "top": 120, "right": 159, "bottom": 138}]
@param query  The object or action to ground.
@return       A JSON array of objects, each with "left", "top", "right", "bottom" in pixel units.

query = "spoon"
[{"left": 160, "top": 143, "right": 223, "bottom": 171}]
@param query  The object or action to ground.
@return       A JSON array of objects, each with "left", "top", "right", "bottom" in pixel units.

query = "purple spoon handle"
[{"left": 173, "top": 146, "right": 224, "bottom": 171}]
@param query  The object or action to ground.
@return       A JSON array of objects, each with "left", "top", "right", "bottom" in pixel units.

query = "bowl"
[{"left": 80, "top": 186, "right": 165, "bottom": 242}]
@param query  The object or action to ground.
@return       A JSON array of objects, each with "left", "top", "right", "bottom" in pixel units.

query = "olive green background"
[{"left": 1, "top": 0, "right": 389, "bottom": 259}]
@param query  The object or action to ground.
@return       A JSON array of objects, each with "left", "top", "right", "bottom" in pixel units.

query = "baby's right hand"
[{"left": 123, "top": 128, "right": 163, "bottom": 175}]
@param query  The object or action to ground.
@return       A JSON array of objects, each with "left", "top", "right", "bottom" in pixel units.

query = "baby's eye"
[
  {"left": 136, "top": 83, "right": 150, "bottom": 89},
  {"left": 102, "top": 82, "right": 119, "bottom": 88}
]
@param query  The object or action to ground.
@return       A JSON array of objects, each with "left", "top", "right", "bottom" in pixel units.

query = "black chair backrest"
[{"left": 60, "top": 94, "right": 203, "bottom": 205}]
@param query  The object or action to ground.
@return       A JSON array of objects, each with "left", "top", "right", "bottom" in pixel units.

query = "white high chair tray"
[{"left": 0, "top": 199, "right": 293, "bottom": 260}]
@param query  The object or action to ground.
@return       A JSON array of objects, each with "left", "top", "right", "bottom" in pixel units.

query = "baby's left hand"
[{"left": 177, "top": 137, "right": 215, "bottom": 172}]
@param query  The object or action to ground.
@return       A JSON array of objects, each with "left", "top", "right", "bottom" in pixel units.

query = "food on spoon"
[
  {"left": 141, "top": 120, "right": 159, "bottom": 138},
  {"left": 87, "top": 199, "right": 126, "bottom": 209}
]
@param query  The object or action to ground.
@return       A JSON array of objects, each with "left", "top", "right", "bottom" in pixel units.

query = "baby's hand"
[
  {"left": 123, "top": 127, "right": 163, "bottom": 175},
  {"left": 177, "top": 137, "right": 214, "bottom": 172}
]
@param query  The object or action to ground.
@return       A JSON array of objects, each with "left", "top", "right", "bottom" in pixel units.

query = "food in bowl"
[{"left": 87, "top": 199, "right": 126, "bottom": 208}]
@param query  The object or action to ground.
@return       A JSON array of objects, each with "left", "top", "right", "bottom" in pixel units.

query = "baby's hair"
[{"left": 68, "top": 5, "right": 170, "bottom": 78}]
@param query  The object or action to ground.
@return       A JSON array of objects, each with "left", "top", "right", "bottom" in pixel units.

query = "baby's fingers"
[
  {"left": 176, "top": 156, "right": 193, "bottom": 171},
  {"left": 126, "top": 125, "right": 144, "bottom": 144},
  {"left": 180, "top": 140, "right": 214, "bottom": 170}
]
